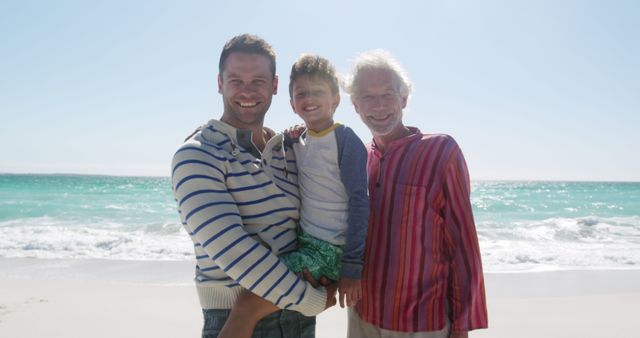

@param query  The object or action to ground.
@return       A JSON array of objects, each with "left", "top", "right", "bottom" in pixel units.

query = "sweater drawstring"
[{"left": 230, "top": 142, "right": 239, "bottom": 156}]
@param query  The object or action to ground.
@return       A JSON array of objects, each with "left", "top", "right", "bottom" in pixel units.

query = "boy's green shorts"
[{"left": 281, "top": 232, "right": 342, "bottom": 281}]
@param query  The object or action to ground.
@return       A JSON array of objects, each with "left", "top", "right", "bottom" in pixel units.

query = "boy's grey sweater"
[{"left": 290, "top": 124, "right": 369, "bottom": 279}]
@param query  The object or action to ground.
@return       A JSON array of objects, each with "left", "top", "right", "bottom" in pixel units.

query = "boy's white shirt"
[{"left": 293, "top": 127, "right": 350, "bottom": 246}]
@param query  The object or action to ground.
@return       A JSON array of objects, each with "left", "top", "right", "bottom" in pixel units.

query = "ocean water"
[{"left": 1, "top": 174, "right": 639, "bottom": 273}]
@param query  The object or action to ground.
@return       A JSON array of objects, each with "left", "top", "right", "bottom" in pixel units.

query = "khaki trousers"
[{"left": 347, "top": 307, "right": 451, "bottom": 338}]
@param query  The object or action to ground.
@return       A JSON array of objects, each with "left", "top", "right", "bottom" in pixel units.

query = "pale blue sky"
[{"left": 1, "top": 0, "right": 638, "bottom": 181}]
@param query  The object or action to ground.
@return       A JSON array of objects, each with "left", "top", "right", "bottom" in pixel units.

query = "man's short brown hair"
[{"left": 219, "top": 34, "right": 276, "bottom": 77}]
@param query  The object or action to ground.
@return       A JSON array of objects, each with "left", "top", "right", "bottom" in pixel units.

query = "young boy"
[{"left": 218, "top": 54, "right": 370, "bottom": 338}]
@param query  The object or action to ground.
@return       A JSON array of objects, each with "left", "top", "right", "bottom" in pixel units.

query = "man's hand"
[
  {"left": 302, "top": 269, "right": 337, "bottom": 310},
  {"left": 338, "top": 278, "right": 361, "bottom": 308},
  {"left": 450, "top": 331, "right": 468, "bottom": 338}
]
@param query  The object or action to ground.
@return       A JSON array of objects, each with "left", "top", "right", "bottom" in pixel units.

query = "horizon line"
[{"left": 1, "top": 172, "right": 639, "bottom": 184}]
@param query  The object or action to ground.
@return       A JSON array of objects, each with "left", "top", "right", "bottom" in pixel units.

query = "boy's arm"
[
  {"left": 172, "top": 142, "right": 326, "bottom": 316},
  {"left": 336, "top": 127, "right": 370, "bottom": 280}
]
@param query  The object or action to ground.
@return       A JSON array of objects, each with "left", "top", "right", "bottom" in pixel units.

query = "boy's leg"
[{"left": 217, "top": 289, "right": 279, "bottom": 338}]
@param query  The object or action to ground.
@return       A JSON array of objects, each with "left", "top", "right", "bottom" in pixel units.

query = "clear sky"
[{"left": 1, "top": 0, "right": 639, "bottom": 181}]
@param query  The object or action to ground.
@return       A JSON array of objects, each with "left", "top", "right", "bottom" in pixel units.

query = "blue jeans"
[{"left": 202, "top": 309, "right": 316, "bottom": 338}]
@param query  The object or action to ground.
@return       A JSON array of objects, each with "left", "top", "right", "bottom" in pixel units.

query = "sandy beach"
[{"left": 1, "top": 258, "right": 639, "bottom": 338}]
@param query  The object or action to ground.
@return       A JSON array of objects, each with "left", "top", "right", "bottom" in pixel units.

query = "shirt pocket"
[
  {"left": 390, "top": 184, "right": 445, "bottom": 258},
  {"left": 391, "top": 184, "right": 427, "bottom": 227}
]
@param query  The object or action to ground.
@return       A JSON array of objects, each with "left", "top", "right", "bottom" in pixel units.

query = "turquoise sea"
[{"left": 1, "top": 174, "right": 639, "bottom": 272}]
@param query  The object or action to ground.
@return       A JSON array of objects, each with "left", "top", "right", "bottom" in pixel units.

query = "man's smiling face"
[
  {"left": 218, "top": 52, "right": 278, "bottom": 129},
  {"left": 351, "top": 68, "right": 407, "bottom": 138}
]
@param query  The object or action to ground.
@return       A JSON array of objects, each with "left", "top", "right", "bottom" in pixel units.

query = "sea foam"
[
  {"left": 0, "top": 217, "right": 193, "bottom": 261},
  {"left": 2, "top": 175, "right": 640, "bottom": 272},
  {"left": 479, "top": 215, "right": 640, "bottom": 272}
]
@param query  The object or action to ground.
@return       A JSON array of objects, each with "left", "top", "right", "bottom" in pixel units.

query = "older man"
[
  {"left": 171, "top": 34, "right": 336, "bottom": 338},
  {"left": 343, "top": 50, "right": 488, "bottom": 338}
]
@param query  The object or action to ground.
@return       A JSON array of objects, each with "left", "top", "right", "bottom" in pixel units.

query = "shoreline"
[{"left": 2, "top": 257, "right": 640, "bottom": 337}]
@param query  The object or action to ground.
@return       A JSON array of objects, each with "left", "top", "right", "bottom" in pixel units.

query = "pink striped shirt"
[{"left": 355, "top": 128, "right": 488, "bottom": 332}]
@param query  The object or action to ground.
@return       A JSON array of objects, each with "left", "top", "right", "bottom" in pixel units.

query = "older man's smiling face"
[{"left": 351, "top": 68, "right": 407, "bottom": 138}]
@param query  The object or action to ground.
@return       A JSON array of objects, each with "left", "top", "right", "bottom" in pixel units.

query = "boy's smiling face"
[{"left": 290, "top": 74, "right": 340, "bottom": 132}]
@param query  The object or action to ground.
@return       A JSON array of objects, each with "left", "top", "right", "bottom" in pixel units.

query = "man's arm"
[
  {"left": 442, "top": 141, "right": 488, "bottom": 332},
  {"left": 172, "top": 143, "right": 326, "bottom": 316}
]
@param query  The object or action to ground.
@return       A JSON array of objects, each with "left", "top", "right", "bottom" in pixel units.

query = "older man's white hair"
[{"left": 342, "top": 49, "right": 412, "bottom": 98}]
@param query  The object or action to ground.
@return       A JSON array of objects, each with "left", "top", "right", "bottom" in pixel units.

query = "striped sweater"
[
  {"left": 171, "top": 119, "right": 326, "bottom": 317},
  {"left": 356, "top": 128, "right": 488, "bottom": 332}
]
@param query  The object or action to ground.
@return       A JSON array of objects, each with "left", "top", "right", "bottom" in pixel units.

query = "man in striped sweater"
[
  {"left": 343, "top": 50, "right": 488, "bottom": 338},
  {"left": 171, "top": 34, "right": 336, "bottom": 338}
]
